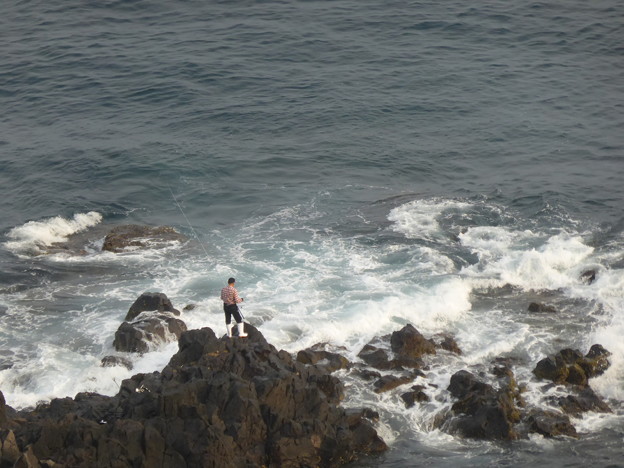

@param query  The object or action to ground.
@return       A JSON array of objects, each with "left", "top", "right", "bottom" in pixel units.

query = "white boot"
[
  {"left": 237, "top": 322, "right": 248, "bottom": 338},
  {"left": 226, "top": 323, "right": 234, "bottom": 338}
]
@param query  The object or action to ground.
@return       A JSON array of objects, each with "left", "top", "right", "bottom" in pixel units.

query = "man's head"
[{"left": 228, "top": 277, "right": 236, "bottom": 285}]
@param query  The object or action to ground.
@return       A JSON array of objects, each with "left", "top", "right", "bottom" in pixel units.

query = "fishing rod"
[{"left": 168, "top": 185, "right": 210, "bottom": 257}]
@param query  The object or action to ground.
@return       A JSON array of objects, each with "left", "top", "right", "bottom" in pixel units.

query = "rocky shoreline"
[
  {"left": 0, "top": 321, "right": 387, "bottom": 467},
  {"left": 0, "top": 226, "right": 613, "bottom": 466}
]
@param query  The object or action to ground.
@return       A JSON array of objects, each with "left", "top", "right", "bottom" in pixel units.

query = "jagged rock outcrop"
[
  {"left": 0, "top": 325, "right": 387, "bottom": 467},
  {"left": 401, "top": 385, "right": 430, "bottom": 408},
  {"left": 125, "top": 292, "right": 180, "bottom": 322},
  {"left": 296, "top": 343, "right": 350, "bottom": 374},
  {"left": 102, "top": 225, "right": 187, "bottom": 253},
  {"left": 390, "top": 324, "right": 436, "bottom": 359},
  {"left": 533, "top": 345, "right": 611, "bottom": 387},
  {"left": 113, "top": 292, "right": 187, "bottom": 354},
  {"left": 443, "top": 370, "right": 522, "bottom": 440},
  {"left": 357, "top": 324, "right": 439, "bottom": 373},
  {"left": 526, "top": 409, "right": 578, "bottom": 438}
]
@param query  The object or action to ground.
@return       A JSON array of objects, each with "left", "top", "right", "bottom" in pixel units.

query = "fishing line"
[{"left": 168, "top": 185, "right": 210, "bottom": 257}]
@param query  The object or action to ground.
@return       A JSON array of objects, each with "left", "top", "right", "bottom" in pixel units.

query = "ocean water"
[{"left": 1, "top": 0, "right": 623, "bottom": 466}]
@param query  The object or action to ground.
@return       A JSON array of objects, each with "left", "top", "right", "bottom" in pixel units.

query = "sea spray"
[{"left": 4, "top": 212, "right": 103, "bottom": 256}]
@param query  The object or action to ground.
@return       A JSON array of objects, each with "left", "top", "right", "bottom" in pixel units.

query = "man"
[{"left": 220, "top": 277, "right": 247, "bottom": 338}]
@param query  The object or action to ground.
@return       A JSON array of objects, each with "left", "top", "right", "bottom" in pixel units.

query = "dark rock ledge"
[{"left": 0, "top": 325, "right": 386, "bottom": 468}]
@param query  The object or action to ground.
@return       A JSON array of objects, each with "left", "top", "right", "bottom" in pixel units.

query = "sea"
[{"left": 1, "top": 0, "right": 623, "bottom": 466}]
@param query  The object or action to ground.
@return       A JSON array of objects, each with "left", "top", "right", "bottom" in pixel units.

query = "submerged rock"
[
  {"left": 100, "top": 355, "right": 133, "bottom": 370},
  {"left": 401, "top": 385, "right": 430, "bottom": 408},
  {"left": 553, "top": 386, "right": 612, "bottom": 416},
  {"left": 580, "top": 269, "right": 597, "bottom": 285},
  {"left": 1, "top": 325, "right": 387, "bottom": 467},
  {"left": 102, "top": 225, "right": 187, "bottom": 253},
  {"left": 528, "top": 302, "right": 557, "bottom": 313}
]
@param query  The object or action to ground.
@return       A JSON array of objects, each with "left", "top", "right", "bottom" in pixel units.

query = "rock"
[
  {"left": 580, "top": 269, "right": 596, "bottom": 284},
  {"left": 528, "top": 302, "right": 557, "bottom": 313},
  {"left": 357, "top": 344, "right": 394, "bottom": 370},
  {"left": 1, "top": 430, "right": 22, "bottom": 466},
  {"left": 554, "top": 386, "right": 612, "bottom": 416},
  {"left": 0, "top": 390, "right": 10, "bottom": 427},
  {"left": 436, "top": 334, "right": 462, "bottom": 355},
  {"left": 183, "top": 304, "right": 196, "bottom": 311},
  {"left": 533, "top": 355, "right": 570, "bottom": 383},
  {"left": 102, "top": 225, "right": 187, "bottom": 253},
  {"left": 351, "top": 368, "right": 382, "bottom": 381},
  {"left": 444, "top": 370, "right": 520, "bottom": 440},
  {"left": 373, "top": 375, "right": 414, "bottom": 394},
  {"left": 533, "top": 345, "right": 611, "bottom": 387},
  {"left": 526, "top": 410, "right": 578, "bottom": 438},
  {"left": 401, "top": 385, "right": 430, "bottom": 408},
  {"left": 125, "top": 292, "right": 180, "bottom": 322},
  {"left": 390, "top": 324, "right": 436, "bottom": 359},
  {"left": 297, "top": 345, "right": 350, "bottom": 373},
  {"left": 7, "top": 325, "right": 387, "bottom": 467},
  {"left": 113, "top": 314, "right": 187, "bottom": 354},
  {"left": 582, "top": 344, "right": 611, "bottom": 378},
  {"left": 100, "top": 355, "right": 133, "bottom": 370}
]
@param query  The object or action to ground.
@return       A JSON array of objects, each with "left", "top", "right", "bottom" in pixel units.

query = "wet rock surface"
[
  {"left": 350, "top": 323, "right": 612, "bottom": 442},
  {"left": 528, "top": 302, "right": 558, "bottom": 313},
  {"left": 0, "top": 325, "right": 386, "bottom": 467},
  {"left": 533, "top": 345, "right": 611, "bottom": 386},
  {"left": 102, "top": 224, "right": 188, "bottom": 253},
  {"left": 114, "top": 292, "right": 187, "bottom": 354},
  {"left": 296, "top": 343, "right": 350, "bottom": 374}
]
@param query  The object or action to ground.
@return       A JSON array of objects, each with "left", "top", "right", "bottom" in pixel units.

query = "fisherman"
[{"left": 220, "top": 277, "right": 247, "bottom": 338}]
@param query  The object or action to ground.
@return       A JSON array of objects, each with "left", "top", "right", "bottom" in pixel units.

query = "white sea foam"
[
  {"left": 4, "top": 212, "right": 103, "bottom": 255},
  {"left": 460, "top": 228, "right": 594, "bottom": 291},
  {"left": 388, "top": 198, "right": 471, "bottom": 240}
]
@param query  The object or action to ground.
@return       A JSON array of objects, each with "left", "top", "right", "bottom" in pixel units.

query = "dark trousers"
[{"left": 224, "top": 303, "right": 243, "bottom": 324}]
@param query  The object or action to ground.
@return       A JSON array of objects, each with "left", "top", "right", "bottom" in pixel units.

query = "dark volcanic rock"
[
  {"left": 373, "top": 375, "right": 414, "bottom": 394},
  {"left": 126, "top": 292, "right": 180, "bottom": 321},
  {"left": 390, "top": 324, "right": 436, "bottom": 359},
  {"left": 113, "top": 314, "right": 188, "bottom": 354},
  {"left": 297, "top": 344, "right": 350, "bottom": 373},
  {"left": 533, "top": 345, "right": 611, "bottom": 387},
  {"left": 100, "top": 355, "right": 133, "bottom": 370},
  {"left": 2, "top": 326, "right": 387, "bottom": 467},
  {"left": 444, "top": 370, "right": 520, "bottom": 441},
  {"left": 528, "top": 302, "right": 557, "bottom": 313},
  {"left": 357, "top": 344, "right": 394, "bottom": 370},
  {"left": 526, "top": 410, "right": 578, "bottom": 438},
  {"left": 401, "top": 385, "right": 430, "bottom": 408},
  {"left": 436, "top": 334, "right": 462, "bottom": 355},
  {"left": 113, "top": 293, "right": 187, "bottom": 354},
  {"left": 554, "top": 386, "right": 612, "bottom": 416},
  {"left": 580, "top": 269, "right": 597, "bottom": 284},
  {"left": 102, "top": 224, "right": 187, "bottom": 253}
]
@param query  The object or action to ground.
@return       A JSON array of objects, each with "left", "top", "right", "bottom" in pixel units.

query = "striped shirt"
[{"left": 220, "top": 285, "right": 242, "bottom": 305}]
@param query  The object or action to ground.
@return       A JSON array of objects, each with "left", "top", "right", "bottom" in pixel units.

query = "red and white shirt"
[{"left": 220, "top": 285, "right": 242, "bottom": 305}]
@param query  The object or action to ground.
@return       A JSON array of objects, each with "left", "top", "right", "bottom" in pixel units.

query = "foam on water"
[
  {"left": 1, "top": 198, "right": 623, "bottom": 443},
  {"left": 388, "top": 199, "right": 472, "bottom": 241},
  {"left": 4, "top": 212, "right": 103, "bottom": 256}
]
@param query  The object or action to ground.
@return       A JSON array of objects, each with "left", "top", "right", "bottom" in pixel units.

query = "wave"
[{"left": 3, "top": 212, "right": 103, "bottom": 256}]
